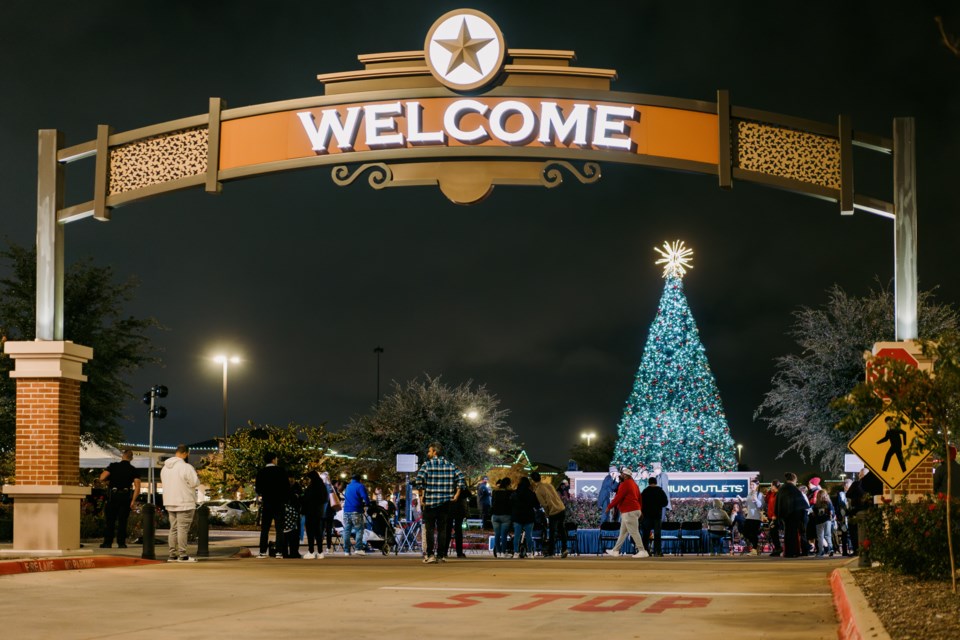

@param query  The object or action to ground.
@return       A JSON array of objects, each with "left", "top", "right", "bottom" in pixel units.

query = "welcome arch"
[{"left": 4, "top": 8, "right": 916, "bottom": 554}]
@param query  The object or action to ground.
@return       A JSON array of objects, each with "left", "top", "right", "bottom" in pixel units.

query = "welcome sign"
[{"left": 219, "top": 97, "right": 717, "bottom": 172}]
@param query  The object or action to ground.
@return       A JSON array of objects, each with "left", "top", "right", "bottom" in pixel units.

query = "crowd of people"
[
  {"left": 711, "top": 468, "right": 885, "bottom": 558},
  {"left": 106, "top": 440, "right": 957, "bottom": 563}
]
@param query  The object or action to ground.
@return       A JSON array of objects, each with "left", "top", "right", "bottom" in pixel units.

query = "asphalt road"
[{"left": 0, "top": 544, "right": 844, "bottom": 640}]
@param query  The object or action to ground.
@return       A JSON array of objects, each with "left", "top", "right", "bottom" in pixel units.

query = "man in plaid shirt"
[{"left": 415, "top": 443, "right": 466, "bottom": 564}]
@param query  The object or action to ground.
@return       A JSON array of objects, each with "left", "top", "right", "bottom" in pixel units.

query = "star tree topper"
[{"left": 654, "top": 240, "right": 694, "bottom": 279}]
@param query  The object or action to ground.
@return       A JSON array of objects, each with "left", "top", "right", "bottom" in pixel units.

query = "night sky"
[{"left": 2, "top": 2, "right": 959, "bottom": 479}]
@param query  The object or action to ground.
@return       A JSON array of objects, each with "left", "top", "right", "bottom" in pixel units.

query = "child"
[{"left": 283, "top": 482, "right": 302, "bottom": 558}]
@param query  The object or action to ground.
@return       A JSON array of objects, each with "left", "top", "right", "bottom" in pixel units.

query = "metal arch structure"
[{"left": 35, "top": 17, "right": 916, "bottom": 343}]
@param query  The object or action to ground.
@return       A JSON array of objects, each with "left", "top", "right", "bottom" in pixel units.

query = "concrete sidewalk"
[{"left": 0, "top": 538, "right": 855, "bottom": 640}]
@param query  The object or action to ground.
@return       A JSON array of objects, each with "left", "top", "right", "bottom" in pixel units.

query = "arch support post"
[
  {"left": 36, "top": 129, "right": 64, "bottom": 342},
  {"left": 893, "top": 117, "right": 917, "bottom": 341},
  {"left": 1, "top": 341, "right": 93, "bottom": 556}
]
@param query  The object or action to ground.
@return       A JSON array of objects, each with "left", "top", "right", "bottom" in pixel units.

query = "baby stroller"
[{"left": 366, "top": 502, "right": 397, "bottom": 555}]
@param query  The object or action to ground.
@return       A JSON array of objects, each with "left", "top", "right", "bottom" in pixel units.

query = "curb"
[
  {"left": 831, "top": 568, "right": 892, "bottom": 640},
  {"left": 0, "top": 556, "right": 163, "bottom": 576}
]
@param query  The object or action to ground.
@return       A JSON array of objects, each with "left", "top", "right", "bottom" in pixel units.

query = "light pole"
[
  {"left": 581, "top": 432, "right": 596, "bottom": 447},
  {"left": 737, "top": 443, "right": 743, "bottom": 465},
  {"left": 374, "top": 346, "right": 384, "bottom": 406},
  {"left": 214, "top": 355, "right": 241, "bottom": 487}
]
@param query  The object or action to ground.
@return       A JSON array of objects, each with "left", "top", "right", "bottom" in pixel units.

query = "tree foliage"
[
  {"left": 199, "top": 421, "right": 348, "bottom": 495},
  {"left": 346, "top": 375, "right": 516, "bottom": 478},
  {"left": 0, "top": 243, "right": 161, "bottom": 460},
  {"left": 755, "top": 283, "right": 958, "bottom": 473}
]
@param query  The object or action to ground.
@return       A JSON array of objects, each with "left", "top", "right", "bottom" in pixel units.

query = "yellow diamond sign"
[{"left": 848, "top": 410, "right": 931, "bottom": 489}]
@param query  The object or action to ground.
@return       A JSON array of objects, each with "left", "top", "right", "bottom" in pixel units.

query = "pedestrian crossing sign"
[{"left": 848, "top": 410, "right": 931, "bottom": 490}]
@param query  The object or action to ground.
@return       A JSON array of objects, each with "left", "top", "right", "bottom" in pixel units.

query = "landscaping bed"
[{"left": 853, "top": 568, "right": 960, "bottom": 639}]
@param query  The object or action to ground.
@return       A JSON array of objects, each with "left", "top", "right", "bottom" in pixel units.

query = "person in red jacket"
[
  {"left": 603, "top": 467, "right": 648, "bottom": 558},
  {"left": 766, "top": 479, "right": 782, "bottom": 557}
]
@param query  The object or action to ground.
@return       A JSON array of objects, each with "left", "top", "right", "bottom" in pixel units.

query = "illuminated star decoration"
[
  {"left": 654, "top": 240, "right": 694, "bottom": 279},
  {"left": 434, "top": 19, "right": 494, "bottom": 75}
]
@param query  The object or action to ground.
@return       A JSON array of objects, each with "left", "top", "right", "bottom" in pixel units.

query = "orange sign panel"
[{"left": 219, "top": 97, "right": 718, "bottom": 172}]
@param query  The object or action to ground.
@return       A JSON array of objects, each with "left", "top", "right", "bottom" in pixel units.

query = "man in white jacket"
[{"left": 160, "top": 444, "right": 200, "bottom": 562}]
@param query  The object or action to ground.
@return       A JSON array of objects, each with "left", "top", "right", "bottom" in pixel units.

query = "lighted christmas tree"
[{"left": 612, "top": 241, "right": 737, "bottom": 472}]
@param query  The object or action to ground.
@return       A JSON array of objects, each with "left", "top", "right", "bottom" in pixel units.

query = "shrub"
[
  {"left": 860, "top": 495, "right": 960, "bottom": 580},
  {"left": 563, "top": 496, "right": 601, "bottom": 529}
]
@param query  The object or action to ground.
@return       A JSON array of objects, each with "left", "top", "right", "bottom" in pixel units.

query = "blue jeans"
[
  {"left": 492, "top": 515, "right": 511, "bottom": 554},
  {"left": 342, "top": 511, "right": 366, "bottom": 553},
  {"left": 513, "top": 522, "right": 534, "bottom": 555}
]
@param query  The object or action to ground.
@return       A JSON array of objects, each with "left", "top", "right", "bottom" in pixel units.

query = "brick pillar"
[
  {"left": 901, "top": 458, "right": 936, "bottom": 496},
  {"left": 1, "top": 341, "right": 93, "bottom": 556}
]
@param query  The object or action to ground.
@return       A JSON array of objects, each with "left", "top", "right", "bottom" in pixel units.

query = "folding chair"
[
  {"left": 396, "top": 518, "right": 422, "bottom": 553},
  {"left": 597, "top": 521, "right": 620, "bottom": 555},
  {"left": 564, "top": 521, "right": 579, "bottom": 556},
  {"left": 680, "top": 521, "right": 703, "bottom": 555},
  {"left": 330, "top": 523, "right": 344, "bottom": 552},
  {"left": 660, "top": 521, "right": 681, "bottom": 555}
]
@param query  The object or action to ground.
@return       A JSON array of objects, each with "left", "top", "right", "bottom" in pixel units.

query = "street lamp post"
[
  {"left": 214, "top": 355, "right": 241, "bottom": 487},
  {"left": 581, "top": 432, "right": 596, "bottom": 447},
  {"left": 737, "top": 443, "right": 743, "bottom": 465}
]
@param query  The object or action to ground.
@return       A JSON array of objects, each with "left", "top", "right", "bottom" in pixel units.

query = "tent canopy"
[{"left": 80, "top": 442, "right": 153, "bottom": 469}]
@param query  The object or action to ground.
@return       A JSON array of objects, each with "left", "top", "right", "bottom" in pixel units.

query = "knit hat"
[
  {"left": 620, "top": 467, "right": 633, "bottom": 477},
  {"left": 809, "top": 477, "right": 821, "bottom": 487}
]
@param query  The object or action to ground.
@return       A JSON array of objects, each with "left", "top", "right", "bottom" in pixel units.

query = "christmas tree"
[{"left": 612, "top": 241, "right": 737, "bottom": 472}]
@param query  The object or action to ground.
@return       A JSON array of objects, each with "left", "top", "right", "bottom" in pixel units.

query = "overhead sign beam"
[{"left": 34, "top": 8, "right": 910, "bottom": 340}]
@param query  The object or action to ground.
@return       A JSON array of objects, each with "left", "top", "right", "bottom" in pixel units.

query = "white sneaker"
[
  {"left": 302, "top": 551, "right": 315, "bottom": 559},
  {"left": 633, "top": 549, "right": 649, "bottom": 558},
  {"left": 316, "top": 552, "right": 325, "bottom": 559},
  {"left": 254, "top": 551, "right": 268, "bottom": 559},
  {"left": 423, "top": 555, "right": 437, "bottom": 564},
  {"left": 604, "top": 549, "right": 619, "bottom": 557},
  {"left": 354, "top": 550, "right": 366, "bottom": 556}
]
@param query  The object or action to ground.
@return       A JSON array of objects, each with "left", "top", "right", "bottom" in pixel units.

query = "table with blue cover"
[
  {"left": 486, "top": 527, "right": 726, "bottom": 555},
  {"left": 576, "top": 527, "right": 719, "bottom": 555}
]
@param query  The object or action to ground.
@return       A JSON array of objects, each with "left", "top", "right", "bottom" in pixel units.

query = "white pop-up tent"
[{"left": 79, "top": 442, "right": 153, "bottom": 469}]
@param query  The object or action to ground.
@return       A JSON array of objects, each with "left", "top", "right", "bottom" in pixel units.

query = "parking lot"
[{"left": 0, "top": 534, "right": 844, "bottom": 640}]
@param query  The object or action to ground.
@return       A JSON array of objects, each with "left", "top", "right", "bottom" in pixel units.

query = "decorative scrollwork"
[
  {"left": 331, "top": 163, "right": 393, "bottom": 189},
  {"left": 541, "top": 160, "right": 602, "bottom": 188}
]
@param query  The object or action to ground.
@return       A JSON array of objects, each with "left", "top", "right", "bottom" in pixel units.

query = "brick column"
[
  {"left": 901, "top": 457, "right": 935, "bottom": 497},
  {"left": 1, "top": 341, "right": 93, "bottom": 556}
]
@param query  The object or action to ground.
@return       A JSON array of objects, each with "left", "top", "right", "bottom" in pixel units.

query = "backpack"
[{"left": 814, "top": 504, "right": 830, "bottom": 524}]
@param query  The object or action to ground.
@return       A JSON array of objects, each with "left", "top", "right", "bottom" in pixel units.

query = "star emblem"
[
  {"left": 424, "top": 9, "right": 505, "bottom": 91},
  {"left": 434, "top": 19, "right": 494, "bottom": 76}
]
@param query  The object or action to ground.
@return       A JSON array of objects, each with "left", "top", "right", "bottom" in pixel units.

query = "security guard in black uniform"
[{"left": 100, "top": 450, "right": 141, "bottom": 548}]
